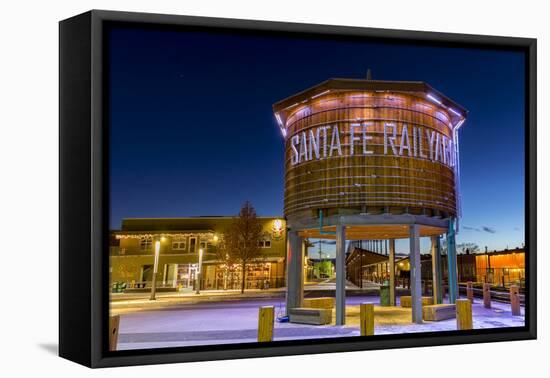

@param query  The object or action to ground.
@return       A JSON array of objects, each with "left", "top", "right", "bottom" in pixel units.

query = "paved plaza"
[{"left": 113, "top": 294, "right": 525, "bottom": 351}]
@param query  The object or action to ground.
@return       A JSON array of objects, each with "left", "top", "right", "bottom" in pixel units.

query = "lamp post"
[
  {"left": 195, "top": 248, "right": 204, "bottom": 294},
  {"left": 150, "top": 238, "right": 161, "bottom": 300}
]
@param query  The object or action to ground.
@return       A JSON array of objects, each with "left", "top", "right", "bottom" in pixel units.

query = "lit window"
[
  {"left": 258, "top": 239, "right": 271, "bottom": 248},
  {"left": 140, "top": 236, "right": 153, "bottom": 251},
  {"left": 172, "top": 236, "right": 187, "bottom": 251}
]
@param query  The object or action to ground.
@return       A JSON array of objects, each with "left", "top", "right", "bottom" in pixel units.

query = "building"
[
  {"left": 345, "top": 245, "right": 410, "bottom": 287},
  {"left": 305, "top": 257, "right": 336, "bottom": 280},
  {"left": 274, "top": 75, "right": 467, "bottom": 324},
  {"left": 472, "top": 248, "right": 525, "bottom": 287},
  {"left": 110, "top": 217, "right": 286, "bottom": 291},
  {"left": 346, "top": 245, "right": 525, "bottom": 290}
]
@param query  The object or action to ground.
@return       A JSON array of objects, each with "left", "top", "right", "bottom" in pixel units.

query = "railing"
[
  {"left": 457, "top": 283, "right": 525, "bottom": 305},
  {"left": 112, "top": 281, "right": 179, "bottom": 290},
  {"left": 474, "top": 268, "right": 525, "bottom": 289},
  {"left": 112, "top": 277, "right": 286, "bottom": 292}
]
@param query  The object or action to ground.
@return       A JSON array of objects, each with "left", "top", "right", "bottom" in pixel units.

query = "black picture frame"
[{"left": 59, "top": 9, "right": 537, "bottom": 368}]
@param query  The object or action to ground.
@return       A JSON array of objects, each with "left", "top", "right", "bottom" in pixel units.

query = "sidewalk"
[
  {"left": 110, "top": 288, "right": 286, "bottom": 311},
  {"left": 110, "top": 279, "right": 406, "bottom": 311},
  {"left": 110, "top": 279, "right": 331, "bottom": 305},
  {"left": 112, "top": 287, "right": 284, "bottom": 300}
]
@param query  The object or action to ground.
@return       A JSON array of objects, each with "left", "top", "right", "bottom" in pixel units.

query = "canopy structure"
[{"left": 299, "top": 224, "right": 447, "bottom": 240}]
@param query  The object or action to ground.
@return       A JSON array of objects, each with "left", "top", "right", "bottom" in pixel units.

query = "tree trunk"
[
  {"left": 223, "top": 267, "right": 228, "bottom": 290},
  {"left": 241, "top": 262, "right": 246, "bottom": 293}
]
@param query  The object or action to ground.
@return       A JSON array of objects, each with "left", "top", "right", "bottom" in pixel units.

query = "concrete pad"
[{"left": 289, "top": 308, "right": 332, "bottom": 325}]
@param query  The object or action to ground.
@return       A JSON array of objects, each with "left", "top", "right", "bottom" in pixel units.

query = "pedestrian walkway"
[
  {"left": 302, "top": 278, "right": 362, "bottom": 290},
  {"left": 115, "top": 296, "right": 525, "bottom": 351}
]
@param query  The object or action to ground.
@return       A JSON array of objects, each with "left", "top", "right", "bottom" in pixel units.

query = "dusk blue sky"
[{"left": 108, "top": 26, "right": 525, "bottom": 256}]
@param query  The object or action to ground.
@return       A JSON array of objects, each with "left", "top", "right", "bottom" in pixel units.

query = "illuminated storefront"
[
  {"left": 110, "top": 217, "right": 286, "bottom": 291},
  {"left": 474, "top": 248, "right": 525, "bottom": 287}
]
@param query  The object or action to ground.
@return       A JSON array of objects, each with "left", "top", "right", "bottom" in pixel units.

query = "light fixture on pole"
[
  {"left": 150, "top": 239, "right": 161, "bottom": 300},
  {"left": 195, "top": 248, "right": 204, "bottom": 294}
]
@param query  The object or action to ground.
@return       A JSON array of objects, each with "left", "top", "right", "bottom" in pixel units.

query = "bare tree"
[
  {"left": 457, "top": 242, "right": 480, "bottom": 255},
  {"left": 215, "top": 231, "right": 237, "bottom": 290},
  {"left": 304, "top": 238, "right": 315, "bottom": 252},
  {"left": 112, "top": 258, "right": 141, "bottom": 287},
  {"left": 225, "top": 201, "right": 264, "bottom": 293}
]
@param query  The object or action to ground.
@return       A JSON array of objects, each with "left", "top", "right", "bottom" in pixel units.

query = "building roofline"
[
  {"left": 473, "top": 248, "right": 525, "bottom": 256},
  {"left": 120, "top": 216, "right": 284, "bottom": 221},
  {"left": 113, "top": 229, "right": 216, "bottom": 235}
]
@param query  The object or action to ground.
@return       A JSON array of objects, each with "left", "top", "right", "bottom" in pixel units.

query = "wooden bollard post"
[
  {"left": 360, "top": 303, "right": 375, "bottom": 336},
  {"left": 109, "top": 315, "right": 120, "bottom": 351},
  {"left": 258, "top": 306, "right": 275, "bottom": 342},
  {"left": 510, "top": 285, "right": 521, "bottom": 316},
  {"left": 456, "top": 299, "right": 473, "bottom": 330},
  {"left": 483, "top": 283, "right": 491, "bottom": 308},
  {"left": 466, "top": 281, "right": 474, "bottom": 303}
]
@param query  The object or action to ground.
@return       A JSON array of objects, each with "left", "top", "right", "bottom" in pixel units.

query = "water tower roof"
[{"left": 273, "top": 78, "right": 468, "bottom": 128}]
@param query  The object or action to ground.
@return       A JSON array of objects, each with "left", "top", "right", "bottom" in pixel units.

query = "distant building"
[
  {"left": 346, "top": 246, "right": 525, "bottom": 289},
  {"left": 110, "top": 217, "right": 286, "bottom": 291},
  {"left": 472, "top": 247, "right": 525, "bottom": 287},
  {"left": 306, "top": 258, "right": 336, "bottom": 280}
]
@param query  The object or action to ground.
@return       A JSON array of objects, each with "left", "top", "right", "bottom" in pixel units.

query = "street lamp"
[
  {"left": 195, "top": 248, "right": 204, "bottom": 294},
  {"left": 150, "top": 238, "right": 161, "bottom": 300}
]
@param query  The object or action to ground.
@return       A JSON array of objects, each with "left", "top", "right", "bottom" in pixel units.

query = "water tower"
[{"left": 273, "top": 76, "right": 467, "bottom": 324}]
